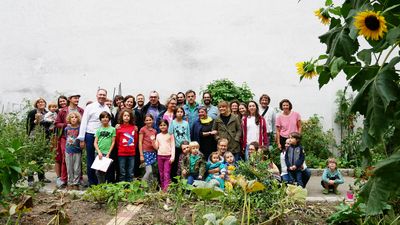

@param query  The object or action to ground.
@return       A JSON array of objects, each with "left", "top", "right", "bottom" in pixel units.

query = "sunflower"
[
  {"left": 296, "top": 61, "right": 317, "bottom": 79},
  {"left": 314, "top": 8, "right": 330, "bottom": 25},
  {"left": 354, "top": 10, "right": 387, "bottom": 40}
]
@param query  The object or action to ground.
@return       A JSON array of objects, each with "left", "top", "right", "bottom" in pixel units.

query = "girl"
[
  {"left": 242, "top": 100, "right": 268, "bottom": 160},
  {"left": 285, "top": 132, "right": 305, "bottom": 187},
  {"left": 224, "top": 151, "right": 237, "bottom": 191},
  {"left": 94, "top": 111, "right": 116, "bottom": 184},
  {"left": 169, "top": 106, "right": 191, "bottom": 180},
  {"left": 139, "top": 114, "right": 158, "bottom": 183},
  {"left": 116, "top": 109, "right": 138, "bottom": 182},
  {"left": 153, "top": 119, "right": 175, "bottom": 191},
  {"left": 206, "top": 151, "right": 226, "bottom": 189},
  {"left": 65, "top": 112, "right": 82, "bottom": 190},
  {"left": 280, "top": 139, "right": 291, "bottom": 183},
  {"left": 321, "top": 158, "right": 344, "bottom": 195}
]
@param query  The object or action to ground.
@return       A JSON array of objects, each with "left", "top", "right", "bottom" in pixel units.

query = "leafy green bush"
[
  {"left": 301, "top": 115, "right": 336, "bottom": 166},
  {"left": 202, "top": 79, "right": 254, "bottom": 105}
]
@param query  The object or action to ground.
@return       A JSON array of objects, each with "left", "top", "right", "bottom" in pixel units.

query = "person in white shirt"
[
  {"left": 78, "top": 88, "right": 111, "bottom": 186},
  {"left": 259, "top": 94, "right": 276, "bottom": 146}
]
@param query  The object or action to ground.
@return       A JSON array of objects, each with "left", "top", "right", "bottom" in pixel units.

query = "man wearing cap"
[{"left": 55, "top": 94, "right": 84, "bottom": 188}]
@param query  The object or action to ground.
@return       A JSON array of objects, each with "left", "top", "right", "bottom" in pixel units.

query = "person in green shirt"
[
  {"left": 94, "top": 111, "right": 116, "bottom": 184},
  {"left": 321, "top": 157, "right": 344, "bottom": 195}
]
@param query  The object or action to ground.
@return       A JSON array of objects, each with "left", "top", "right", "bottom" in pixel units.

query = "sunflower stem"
[{"left": 379, "top": 42, "right": 399, "bottom": 71}]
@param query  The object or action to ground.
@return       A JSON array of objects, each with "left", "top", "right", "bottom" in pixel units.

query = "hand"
[
  {"left": 98, "top": 153, "right": 103, "bottom": 160},
  {"left": 140, "top": 155, "right": 144, "bottom": 162},
  {"left": 182, "top": 170, "right": 187, "bottom": 176},
  {"left": 80, "top": 142, "right": 85, "bottom": 149},
  {"left": 198, "top": 175, "right": 202, "bottom": 180},
  {"left": 219, "top": 174, "right": 225, "bottom": 179},
  {"left": 278, "top": 143, "right": 282, "bottom": 149},
  {"left": 169, "top": 158, "right": 174, "bottom": 164},
  {"left": 329, "top": 180, "right": 335, "bottom": 185},
  {"left": 150, "top": 135, "right": 155, "bottom": 140},
  {"left": 115, "top": 124, "right": 121, "bottom": 129},
  {"left": 210, "top": 130, "right": 217, "bottom": 135},
  {"left": 106, "top": 153, "right": 110, "bottom": 158}
]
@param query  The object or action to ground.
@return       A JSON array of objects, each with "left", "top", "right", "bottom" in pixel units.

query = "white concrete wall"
[{"left": 0, "top": 0, "right": 348, "bottom": 132}]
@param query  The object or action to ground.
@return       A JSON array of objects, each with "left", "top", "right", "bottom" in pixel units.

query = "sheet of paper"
[{"left": 91, "top": 155, "right": 113, "bottom": 172}]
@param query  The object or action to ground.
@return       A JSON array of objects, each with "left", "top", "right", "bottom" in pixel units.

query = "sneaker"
[
  {"left": 56, "top": 178, "right": 66, "bottom": 188},
  {"left": 41, "top": 178, "right": 51, "bottom": 183},
  {"left": 322, "top": 189, "right": 329, "bottom": 195},
  {"left": 334, "top": 189, "right": 341, "bottom": 195}
]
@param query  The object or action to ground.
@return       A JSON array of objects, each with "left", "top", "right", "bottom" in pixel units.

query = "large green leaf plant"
[{"left": 299, "top": 0, "right": 400, "bottom": 216}]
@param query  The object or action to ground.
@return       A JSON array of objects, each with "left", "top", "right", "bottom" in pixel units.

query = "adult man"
[
  {"left": 202, "top": 92, "right": 218, "bottom": 119},
  {"left": 183, "top": 90, "right": 201, "bottom": 129},
  {"left": 259, "top": 94, "right": 276, "bottom": 146},
  {"left": 176, "top": 92, "right": 186, "bottom": 107},
  {"left": 55, "top": 94, "right": 84, "bottom": 188},
  {"left": 212, "top": 101, "right": 242, "bottom": 161},
  {"left": 135, "top": 94, "right": 145, "bottom": 111},
  {"left": 78, "top": 89, "right": 111, "bottom": 186},
  {"left": 141, "top": 91, "right": 166, "bottom": 127}
]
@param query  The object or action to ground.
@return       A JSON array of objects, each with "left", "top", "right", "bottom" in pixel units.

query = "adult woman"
[
  {"left": 238, "top": 102, "right": 248, "bottom": 120},
  {"left": 230, "top": 100, "right": 239, "bottom": 115},
  {"left": 241, "top": 101, "right": 268, "bottom": 160},
  {"left": 26, "top": 97, "right": 51, "bottom": 185},
  {"left": 276, "top": 99, "right": 301, "bottom": 150},
  {"left": 57, "top": 96, "right": 68, "bottom": 111},
  {"left": 191, "top": 107, "right": 217, "bottom": 160},
  {"left": 157, "top": 98, "right": 177, "bottom": 127}
]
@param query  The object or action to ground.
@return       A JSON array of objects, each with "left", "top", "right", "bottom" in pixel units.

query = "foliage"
[
  {"left": 302, "top": 114, "right": 336, "bottom": 161},
  {"left": 203, "top": 79, "right": 254, "bottom": 105},
  {"left": 334, "top": 89, "right": 358, "bottom": 140},
  {"left": 303, "top": 0, "right": 400, "bottom": 217},
  {"left": 203, "top": 213, "right": 238, "bottom": 225},
  {"left": 192, "top": 181, "right": 224, "bottom": 201}
]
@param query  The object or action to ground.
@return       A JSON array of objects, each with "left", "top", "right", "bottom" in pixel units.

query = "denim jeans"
[
  {"left": 288, "top": 170, "right": 304, "bottom": 187},
  {"left": 302, "top": 168, "right": 311, "bottom": 187},
  {"left": 118, "top": 156, "right": 135, "bottom": 182},
  {"left": 187, "top": 173, "right": 199, "bottom": 185},
  {"left": 85, "top": 133, "right": 98, "bottom": 186}
]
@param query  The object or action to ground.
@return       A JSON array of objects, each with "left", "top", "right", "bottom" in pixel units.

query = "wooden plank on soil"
[{"left": 106, "top": 204, "right": 143, "bottom": 225}]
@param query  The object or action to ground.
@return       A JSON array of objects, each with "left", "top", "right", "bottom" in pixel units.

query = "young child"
[
  {"left": 153, "top": 119, "right": 175, "bottom": 191},
  {"left": 321, "top": 157, "right": 344, "bottom": 195},
  {"left": 206, "top": 151, "right": 226, "bottom": 189},
  {"left": 285, "top": 132, "right": 305, "bottom": 187},
  {"left": 94, "top": 111, "right": 116, "bottom": 184},
  {"left": 139, "top": 114, "right": 158, "bottom": 184},
  {"left": 64, "top": 112, "right": 82, "bottom": 190},
  {"left": 181, "top": 141, "right": 205, "bottom": 185},
  {"left": 259, "top": 146, "right": 281, "bottom": 181},
  {"left": 43, "top": 102, "right": 58, "bottom": 131},
  {"left": 177, "top": 141, "right": 190, "bottom": 177},
  {"left": 224, "top": 151, "right": 237, "bottom": 191},
  {"left": 280, "top": 139, "right": 291, "bottom": 183},
  {"left": 216, "top": 138, "right": 229, "bottom": 162},
  {"left": 169, "top": 106, "right": 191, "bottom": 179},
  {"left": 116, "top": 109, "right": 138, "bottom": 182}
]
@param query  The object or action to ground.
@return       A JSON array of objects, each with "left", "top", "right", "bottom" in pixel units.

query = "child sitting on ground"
[
  {"left": 177, "top": 141, "right": 190, "bottom": 177},
  {"left": 181, "top": 141, "right": 205, "bottom": 185},
  {"left": 206, "top": 151, "right": 226, "bottom": 189},
  {"left": 223, "top": 151, "right": 237, "bottom": 191},
  {"left": 321, "top": 157, "right": 344, "bottom": 195},
  {"left": 285, "top": 132, "right": 305, "bottom": 187}
]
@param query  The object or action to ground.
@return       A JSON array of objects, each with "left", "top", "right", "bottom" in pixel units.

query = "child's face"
[
  {"left": 289, "top": 136, "right": 297, "bottom": 145},
  {"left": 176, "top": 108, "right": 184, "bottom": 119},
  {"left": 144, "top": 117, "right": 153, "bottom": 127},
  {"left": 159, "top": 122, "right": 168, "bottom": 133},
  {"left": 248, "top": 145, "right": 256, "bottom": 155},
  {"left": 190, "top": 145, "right": 199, "bottom": 154},
  {"left": 285, "top": 140, "right": 290, "bottom": 149},
  {"left": 211, "top": 154, "right": 220, "bottom": 163},
  {"left": 70, "top": 115, "right": 78, "bottom": 125},
  {"left": 181, "top": 144, "right": 190, "bottom": 154},
  {"left": 122, "top": 112, "right": 131, "bottom": 123},
  {"left": 101, "top": 116, "right": 110, "bottom": 125},
  {"left": 328, "top": 162, "right": 337, "bottom": 171},
  {"left": 105, "top": 100, "right": 112, "bottom": 108},
  {"left": 49, "top": 105, "right": 58, "bottom": 113},
  {"left": 225, "top": 153, "right": 234, "bottom": 164}
]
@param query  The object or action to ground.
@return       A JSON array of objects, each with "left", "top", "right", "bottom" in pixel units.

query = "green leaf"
[
  {"left": 318, "top": 70, "right": 331, "bottom": 89},
  {"left": 325, "top": 0, "right": 332, "bottom": 6},
  {"left": 375, "top": 70, "right": 399, "bottom": 110},
  {"left": 349, "top": 66, "right": 379, "bottom": 91},
  {"left": 351, "top": 79, "right": 373, "bottom": 115},
  {"left": 330, "top": 57, "right": 347, "bottom": 76},
  {"left": 203, "top": 213, "right": 217, "bottom": 225},
  {"left": 192, "top": 187, "right": 224, "bottom": 200},
  {"left": 329, "top": 6, "right": 342, "bottom": 16},
  {"left": 319, "top": 26, "right": 359, "bottom": 62},
  {"left": 386, "top": 27, "right": 400, "bottom": 45},
  {"left": 356, "top": 49, "right": 372, "bottom": 66},
  {"left": 318, "top": 54, "right": 328, "bottom": 60},
  {"left": 343, "top": 62, "right": 361, "bottom": 79},
  {"left": 221, "top": 215, "right": 238, "bottom": 225},
  {"left": 366, "top": 86, "right": 387, "bottom": 137},
  {"left": 359, "top": 151, "right": 400, "bottom": 215}
]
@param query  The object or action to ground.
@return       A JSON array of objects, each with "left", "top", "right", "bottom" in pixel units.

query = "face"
[
  {"left": 176, "top": 108, "right": 184, "bottom": 119},
  {"left": 105, "top": 100, "right": 112, "bottom": 108},
  {"left": 124, "top": 97, "right": 134, "bottom": 109},
  {"left": 285, "top": 139, "right": 291, "bottom": 149},
  {"left": 123, "top": 112, "right": 131, "bottom": 123},
  {"left": 218, "top": 105, "right": 228, "bottom": 115},
  {"left": 182, "top": 144, "right": 190, "bottom": 154},
  {"left": 159, "top": 122, "right": 168, "bottom": 132},
  {"left": 69, "top": 96, "right": 80, "bottom": 106},
  {"left": 248, "top": 102, "right": 257, "bottom": 115},
  {"left": 36, "top": 99, "right": 46, "bottom": 110},
  {"left": 198, "top": 109, "right": 207, "bottom": 119},
  {"left": 289, "top": 136, "right": 298, "bottom": 145},
  {"left": 186, "top": 92, "right": 196, "bottom": 105},
  {"left": 70, "top": 115, "right": 78, "bottom": 125},
  {"left": 101, "top": 116, "right": 110, "bottom": 125},
  {"left": 239, "top": 105, "right": 247, "bottom": 115},
  {"left": 97, "top": 90, "right": 107, "bottom": 104},
  {"left": 282, "top": 102, "right": 290, "bottom": 112},
  {"left": 211, "top": 154, "right": 220, "bottom": 163},
  {"left": 49, "top": 105, "right": 58, "bottom": 112},
  {"left": 119, "top": 101, "right": 125, "bottom": 109},
  {"left": 260, "top": 97, "right": 269, "bottom": 108},
  {"left": 177, "top": 93, "right": 185, "bottom": 104},
  {"left": 225, "top": 153, "right": 234, "bottom": 164},
  {"left": 328, "top": 162, "right": 336, "bottom": 171},
  {"left": 137, "top": 95, "right": 145, "bottom": 107},
  {"left": 58, "top": 98, "right": 68, "bottom": 108},
  {"left": 168, "top": 99, "right": 177, "bottom": 111},
  {"left": 144, "top": 116, "right": 154, "bottom": 127},
  {"left": 190, "top": 145, "right": 199, "bottom": 154},
  {"left": 217, "top": 141, "right": 228, "bottom": 155},
  {"left": 230, "top": 103, "right": 238, "bottom": 113},
  {"left": 203, "top": 94, "right": 211, "bottom": 105},
  {"left": 248, "top": 145, "right": 256, "bottom": 155},
  {"left": 149, "top": 93, "right": 159, "bottom": 105}
]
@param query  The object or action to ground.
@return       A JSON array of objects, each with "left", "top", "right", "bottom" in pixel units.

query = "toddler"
[
  {"left": 43, "top": 102, "right": 58, "bottom": 131},
  {"left": 321, "top": 157, "right": 344, "bottom": 195},
  {"left": 181, "top": 141, "right": 205, "bottom": 185},
  {"left": 223, "top": 151, "right": 237, "bottom": 191},
  {"left": 206, "top": 151, "right": 226, "bottom": 189}
]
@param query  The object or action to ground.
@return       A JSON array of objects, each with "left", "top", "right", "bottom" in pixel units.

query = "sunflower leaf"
[
  {"left": 386, "top": 27, "right": 400, "bottom": 45},
  {"left": 343, "top": 62, "right": 361, "bottom": 79},
  {"left": 349, "top": 66, "right": 379, "bottom": 91},
  {"left": 356, "top": 49, "right": 372, "bottom": 66},
  {"left": 330, "top": 57, "right": 347, "bottom": 77},
  {"left": 318, "top": 70, "right": 331, "bottom": 89},
  {"left": 375, "top": 69, "right": 399, "bottom": 110},
  {"left": 325, "top": 0, "right": 332, "bottom": 7}
]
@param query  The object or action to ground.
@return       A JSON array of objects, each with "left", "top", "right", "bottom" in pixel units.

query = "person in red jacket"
[
  {"left": 115, "top": 109, "right": 139, "bottom": 182},
  {"left": 55, "top": 94, "right": 84, "bottom": 188}
]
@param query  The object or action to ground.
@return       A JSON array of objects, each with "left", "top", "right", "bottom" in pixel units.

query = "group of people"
[{"left": 26, "top": 88, "right": 344, "bottom": 194}]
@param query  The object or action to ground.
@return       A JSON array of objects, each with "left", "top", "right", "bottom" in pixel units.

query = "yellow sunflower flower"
[
  {"left": 354, "top": 10, "right": 387, "bottom": 41},
  {"left": 296, "top": 61, "right": 317, "bottom": 79},
  {"left": 314, "top": 8, "right": 330, "bottom": 25}
]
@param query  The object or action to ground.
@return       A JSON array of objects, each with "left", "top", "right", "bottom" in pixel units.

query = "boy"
[
  {"left": 321, "top": 158, "right": 344, "bottom": 195},
  {"left": 181, "top": 141, "right": 205, "bottom": 185},
  {"left": 285, "top": 132, "right": 305, "bottom": 188}
]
